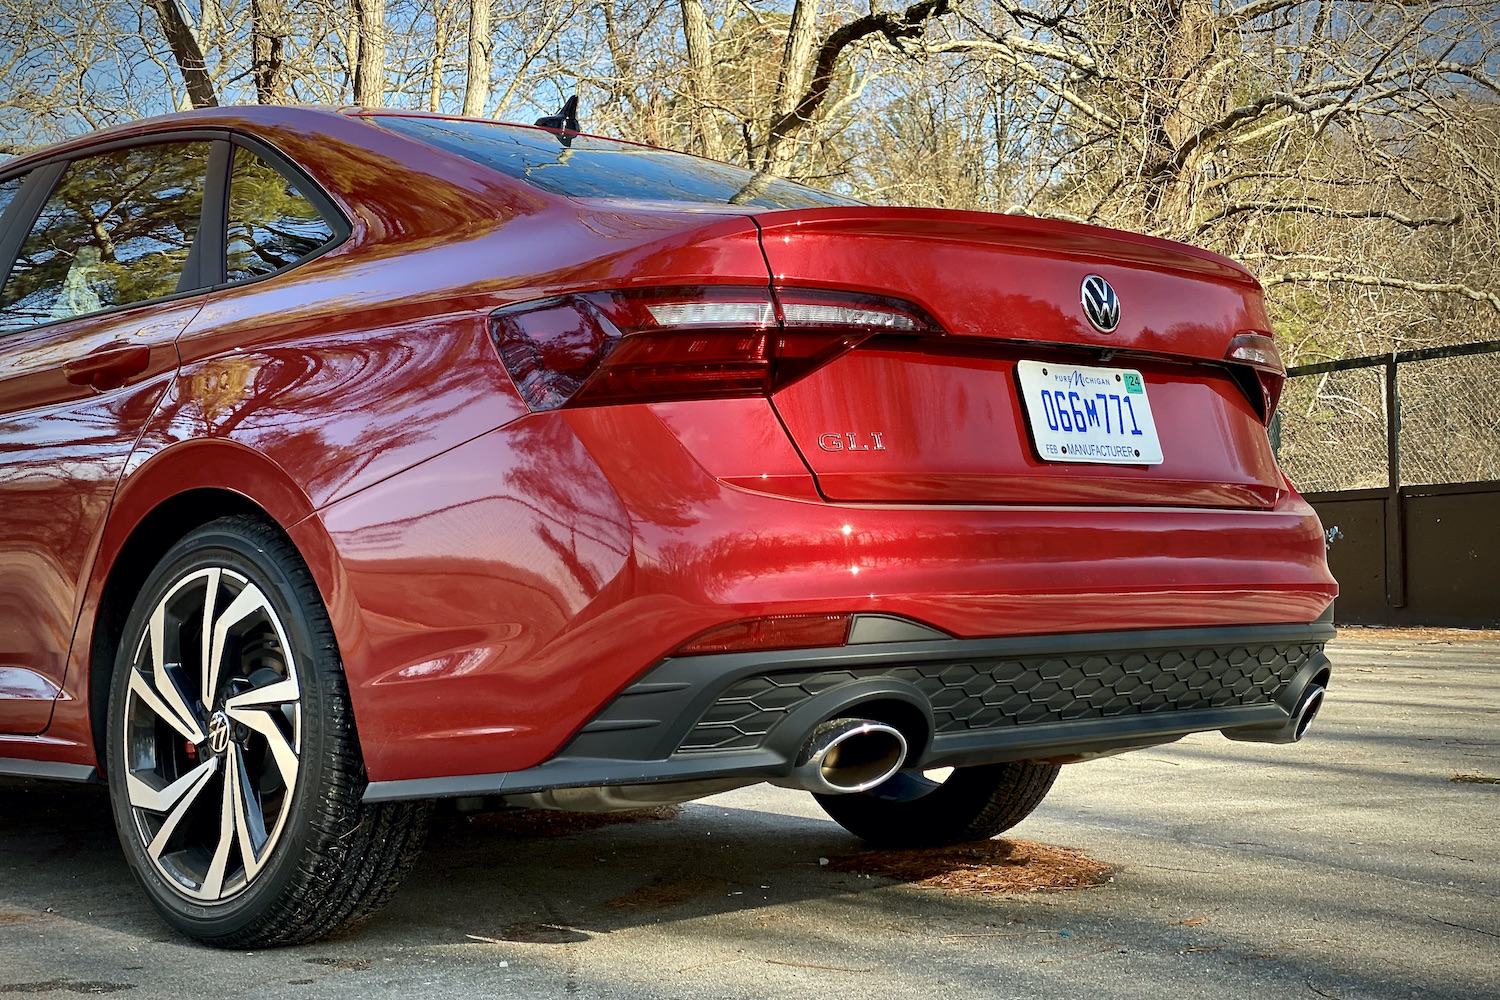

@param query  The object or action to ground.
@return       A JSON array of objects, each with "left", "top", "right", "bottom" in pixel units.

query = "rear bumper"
[
  {"left": 363, "top": 617, "right": 1334, "bottom": 801},
  {"left": 324, "top": 407, "right": 1337, "bottom": 785}
]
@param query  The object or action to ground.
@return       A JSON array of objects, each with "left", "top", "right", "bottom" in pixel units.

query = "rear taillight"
[
  {"left": 1225, "top": 332, "right": 1285, "bottom": 423},
  {"left": 490, "top": 286, "right": 939, "bottom": 410},
  {"left": 675, "top": 614, "right": 853, "bottom": 655}
]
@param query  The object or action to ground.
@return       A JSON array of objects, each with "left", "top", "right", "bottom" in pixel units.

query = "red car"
[{"left": 0, "top": 106, "right": 1336, "bottom": 946}]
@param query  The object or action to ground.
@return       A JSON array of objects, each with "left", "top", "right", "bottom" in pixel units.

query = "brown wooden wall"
[{"left": 1306, "top": 482, "right": 1500, "bottom": 628}]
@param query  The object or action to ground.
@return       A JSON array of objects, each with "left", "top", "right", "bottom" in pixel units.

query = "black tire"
[
  {"left": 105, "top": 515, "right": 430, "bottom": 947},
  {"left": 814, "top": 760, "right": 1061, "bottom": 849}
]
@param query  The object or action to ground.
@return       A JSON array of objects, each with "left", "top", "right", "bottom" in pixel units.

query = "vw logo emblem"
[
  {"left": 208, "top": 711, "right": 232, "bottom": 755},
  {"left": 1081, "top": 274, "right": 1121, "bottom": 333}
]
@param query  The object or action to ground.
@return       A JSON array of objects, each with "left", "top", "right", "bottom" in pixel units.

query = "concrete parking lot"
[{"left": 2, "top": 630, "right": 1497, "bottom": 1000}]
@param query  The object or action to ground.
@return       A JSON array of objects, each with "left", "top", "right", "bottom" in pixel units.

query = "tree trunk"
[
  {"left": 146, "top": 0, "right": 218, "bottom": 108},
  {"left": 762, "top": 0, "right": 819, "bottom": 170},
  {"left": 198, "top": 0, "right": 220, "bottom": 51},
  {"left": 428, "top": 1, "right": 448, "bottom": 112},
  {"left": 1137, "top": 0, "right": 1221, "bottom": 231},
  {"left": 354, "top": 0, "right": 386, "bottom": 107},
  {"left": 462, "top": 0, "right": 490, "bottom": 116},
  {"left": 251, "top": 0, "right": 288, "bottom": 104},
  {"left": 678, "top": 0, "right": 725, "bottom": 159}
]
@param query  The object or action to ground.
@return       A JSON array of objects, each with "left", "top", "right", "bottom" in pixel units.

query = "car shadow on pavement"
[{"left": 2, "top": 777, "right": 1493, "bottom": 1000}]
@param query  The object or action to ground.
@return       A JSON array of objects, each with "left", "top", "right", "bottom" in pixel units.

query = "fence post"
[{"left": 1384, "top": 355, "right": 1405, "bottom": 609}]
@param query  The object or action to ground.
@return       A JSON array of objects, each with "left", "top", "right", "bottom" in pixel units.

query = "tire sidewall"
[
  {"left": 106, "top": 519, "right": 342, "bottom": 942},
  {"left": 814, "top": 760, "right": 1061, "bottom": 848}
]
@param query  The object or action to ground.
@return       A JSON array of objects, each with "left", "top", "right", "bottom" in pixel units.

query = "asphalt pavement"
[{"left": 2, "top": 629, "right": 1497, "bottom": 999}]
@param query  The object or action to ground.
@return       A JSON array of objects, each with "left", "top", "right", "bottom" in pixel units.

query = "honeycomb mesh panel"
[{"left": 677, "top": 641, "right": 1322, "bottom": 753}]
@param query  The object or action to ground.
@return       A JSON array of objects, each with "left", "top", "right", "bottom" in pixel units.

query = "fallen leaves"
[
  {"left": 304, "top": 957, "right": 371, "bottom": 970},
  {"left": 826, "top": 839, "right": 1112, "bottom": 895},
  {"left": 1171, "top": 908, "right": 1221, "bottom": 927}
]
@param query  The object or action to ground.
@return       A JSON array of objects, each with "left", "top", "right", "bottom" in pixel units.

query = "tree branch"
[
  {"left": 1161, "top": 91, "right": 1341, "bottom": 176},
  {"left": 1197, "top": 201, "right": 1461, "bottom": 233},
  {"left": 762, "top": 0, "right": 953, "bottom": 168},
  {"left": 146, "top": 0, "right": 218, "bottom": 108},
  {"left": 1263, "top": 271, "right": 1500, "bottom": 315}
]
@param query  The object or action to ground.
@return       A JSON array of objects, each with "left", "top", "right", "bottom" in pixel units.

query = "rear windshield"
[{"left": 373, "top": 115, "right": 859, "bottom": 210}]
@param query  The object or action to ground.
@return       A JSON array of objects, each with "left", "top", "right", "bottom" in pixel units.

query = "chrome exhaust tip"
[
  {"left": 1223, "top": 682, "right": 1327, "bottom": 744},
  {"left": 1291, "top": 683, "right": 1325, "bottom": 741},
  {"left": 778, "top": 718, "right": 909, "bottom": 795}
]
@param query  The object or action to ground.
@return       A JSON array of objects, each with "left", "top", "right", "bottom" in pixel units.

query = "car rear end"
[{"left": 345, "top": 115, "right": 1335, "bottom": 805}]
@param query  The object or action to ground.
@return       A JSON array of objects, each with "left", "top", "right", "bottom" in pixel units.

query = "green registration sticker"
[{"left": 1123, "top": 372, "right": 1144, "bottom": 394}]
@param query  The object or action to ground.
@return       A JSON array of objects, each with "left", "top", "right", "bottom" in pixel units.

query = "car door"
[{"left": 0, "top": 137, "right": 221, "bottom": 735}]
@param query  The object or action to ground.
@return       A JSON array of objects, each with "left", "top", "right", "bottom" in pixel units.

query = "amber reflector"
[{"left": 675, "top": 615, "right": 852, "bottom": 656}]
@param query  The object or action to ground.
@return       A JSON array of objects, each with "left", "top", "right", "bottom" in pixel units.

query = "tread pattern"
[
  {"left": 112, "top": 515, "right": 431, "bottom": 948},
  {"left": 208, "top": 516, "right": 431, "bottom": 948},
  {"left": 815, "top": 760, "right": 1061, "bottom": 849}
]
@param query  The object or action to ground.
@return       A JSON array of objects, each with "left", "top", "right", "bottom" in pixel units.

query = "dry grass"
[
  {"left": 828, "top": 839, "right": 1113, "bottom": 895},
  {"left": 1334, "top": 627, "right": 1500, "bottom": 641}
]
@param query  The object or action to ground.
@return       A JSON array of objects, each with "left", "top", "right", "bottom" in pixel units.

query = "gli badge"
[{"left": 818, "top": 432, "right": 886, "bottom": 453}]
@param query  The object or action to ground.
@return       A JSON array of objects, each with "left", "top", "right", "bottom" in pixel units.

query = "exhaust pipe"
[
  {"left": 1223, "top": 682, "right": 1326, "bottom": 744},
  {"left": 776, "top": 718, "right": 909, "bottom": 794}
]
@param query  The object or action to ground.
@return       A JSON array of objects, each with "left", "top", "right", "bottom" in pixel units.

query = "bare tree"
[
  {"left": 354, "top": 0, "right": 386, "bottom": 106},
  {"left": 759, "top": 0, "right": 819, "bottom": 170},
  {"left": 678, "top": 0, "right": 725, "bottom": 158},
  {"left": 251, "top": 0, "right": 290, "bottom": 104},
  {"left": 462, "top": 0, "right": 490, "bottom": 115},
  {"left": 6, "top": 0, "right": 1498, "bottom": 367},
  {"left": 145, "top": 0, "right": 218, "bottom": 107}
]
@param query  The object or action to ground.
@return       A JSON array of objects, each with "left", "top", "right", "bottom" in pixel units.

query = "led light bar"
[
  {"left": 490, "top": 285, "right": 942, "bottom": 410},
  {"left": 1224, "top": 332, "right": 1286, "bottom": 423},
  {"left": 782, "top": 302, "right": 919, "bottom": 330},
  {"left": 1225, "top": 333, "right": 1283, "bottom": 372},
  {"left": 646, "top": 301, "right": 776, "bottom": 328}
]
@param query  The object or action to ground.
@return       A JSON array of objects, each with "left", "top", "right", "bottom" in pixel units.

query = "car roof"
[{"left": 0, "top": 105, "right": 661, "bottom": 178}]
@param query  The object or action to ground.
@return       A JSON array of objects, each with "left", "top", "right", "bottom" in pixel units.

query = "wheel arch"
[{"left": 79, "top": 440, "right": 351, "bottom": 773}]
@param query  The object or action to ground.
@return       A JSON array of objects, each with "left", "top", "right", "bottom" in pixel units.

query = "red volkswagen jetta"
[{"left": 0, "top": 106, "right": 1336, "bottom": 946}]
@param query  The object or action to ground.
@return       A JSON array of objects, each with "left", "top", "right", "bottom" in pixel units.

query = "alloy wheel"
[{"left": 121, "top": 566, "right": 302, "bottom": 902}]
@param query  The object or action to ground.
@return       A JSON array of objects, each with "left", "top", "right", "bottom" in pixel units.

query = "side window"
[
  {"left": 0, "top": 142, "right": 211, "bottom": 334},
  {"left": 0, "top": 175, "right": 23, "bottom": 225},
  {"left": 226, "top": 147, "right": 334, "bottom": 281}
]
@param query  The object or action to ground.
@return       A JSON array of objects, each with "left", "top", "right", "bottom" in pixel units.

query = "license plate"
[{"left": 1016, "top": 360, "right": 1164, "bottom": 465}]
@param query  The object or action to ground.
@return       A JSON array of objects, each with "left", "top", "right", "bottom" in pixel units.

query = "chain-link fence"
[{"left": 1274, "top": 341, "right": 1500, "bottom": 493}]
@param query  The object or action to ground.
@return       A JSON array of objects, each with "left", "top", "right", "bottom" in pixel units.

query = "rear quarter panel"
[{"left": 48, "top": 109, "right": 776, "bottom": 769}]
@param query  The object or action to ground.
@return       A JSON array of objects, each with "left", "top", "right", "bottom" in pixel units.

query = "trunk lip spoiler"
[{"left": 751, "top": 205, "right": 1259, "bottom": 286}]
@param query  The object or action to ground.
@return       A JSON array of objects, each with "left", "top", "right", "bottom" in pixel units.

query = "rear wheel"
[
  {"left": 105, "top": 515, "right": 429, "bottom": 947},
  {"left": 814, "top": 760, "right": 1061, "bottom": 848}
]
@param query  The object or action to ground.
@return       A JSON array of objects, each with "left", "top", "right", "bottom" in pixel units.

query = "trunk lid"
[{"left": 756, "top": 208, "right": 1283, "bottom": 508}]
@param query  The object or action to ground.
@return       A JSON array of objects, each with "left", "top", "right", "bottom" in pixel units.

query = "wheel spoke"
[
  {"left": 128, "top": 667, "right": 203, "bottom": 743},
  {"left": 198, "top": 567, "right": 221, "bottom": 705},
  {"left": 199, "top": 745, "right": 239, "bottom": 901},
  {"left": 206, "top": 582, "right": 272, "bottom": 710},
  {"left": 227, "top": 706, "right": 300, "bottom": 793},
  {"left": 127, "top": 756, "right": 218, "bottom": 813},
  {"left": 230, "top": 746, "right": 272, "bottom": 880},
  {"left": 224, "top": 676, "right": 299, "bottom": 711},
  {"left": 143, "top": 758, "right": 221, "bottom": 861},
  {"left": 146, "top": 602, "right": 205, "bottom": 740}
]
